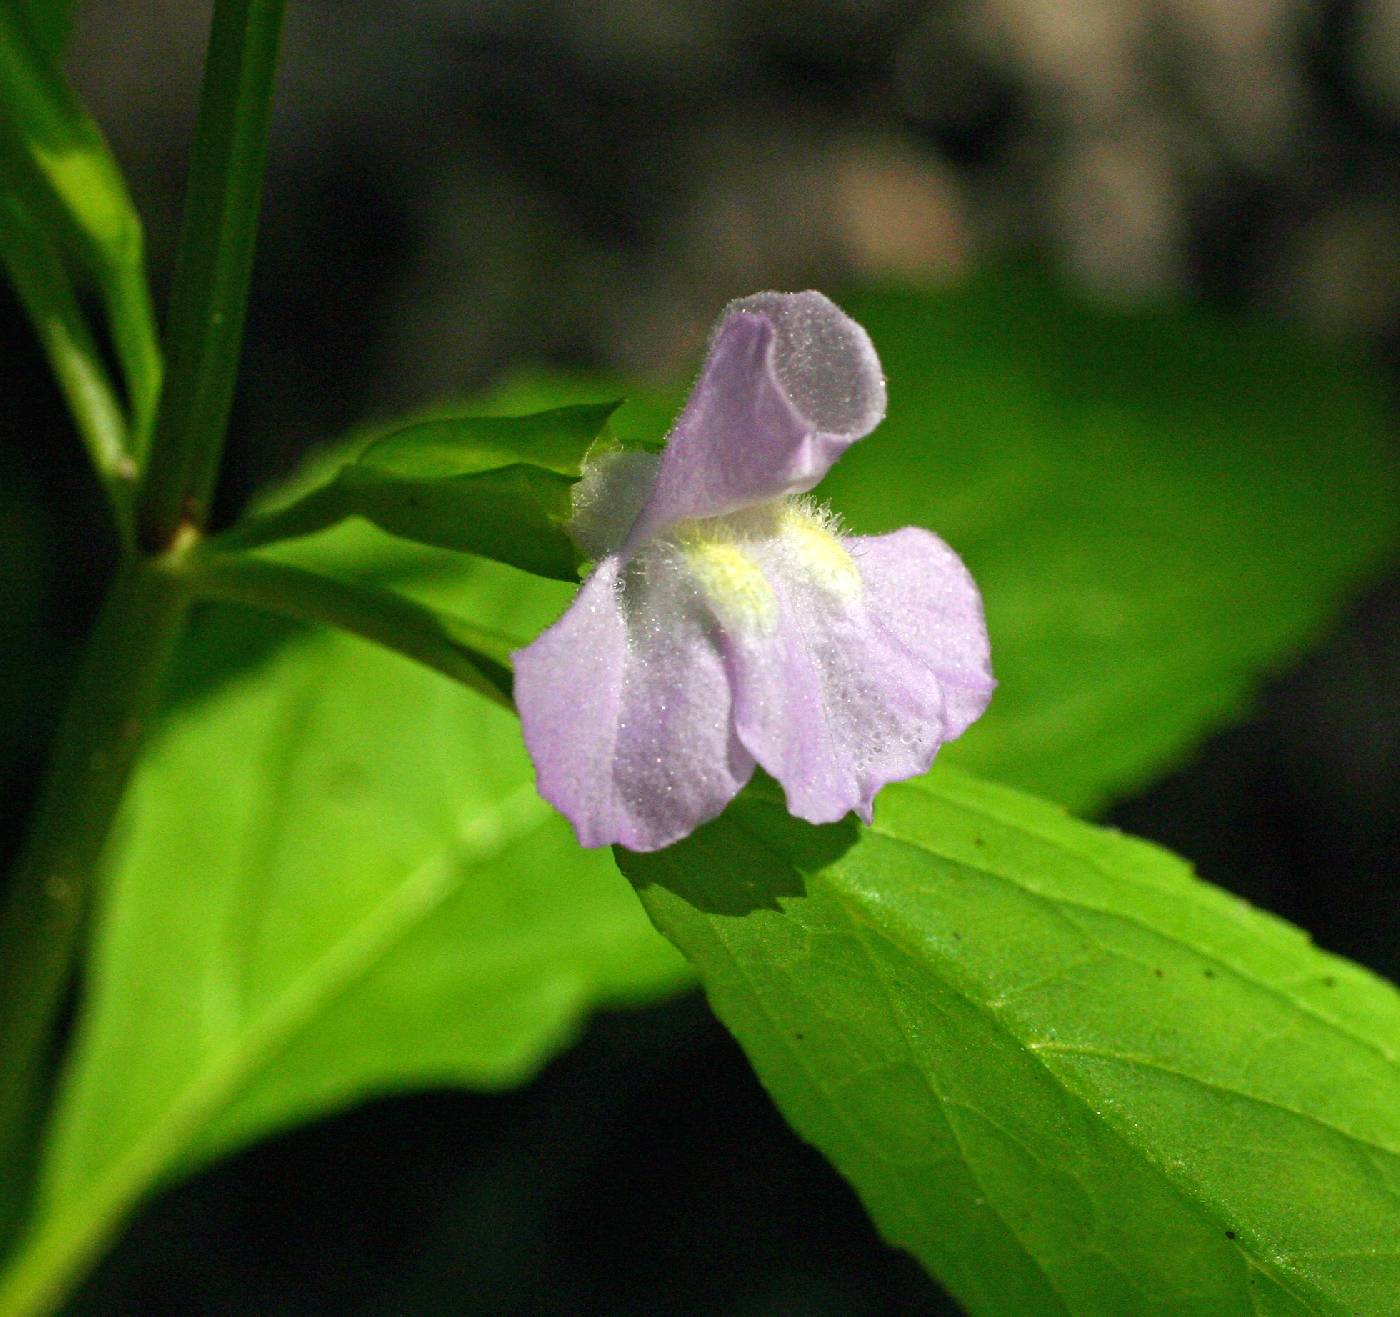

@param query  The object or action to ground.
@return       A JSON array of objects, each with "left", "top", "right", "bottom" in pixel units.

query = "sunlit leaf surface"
[
  {"left": 622, "top": 768, "right": 1400, "bottom": 1315},
  {"left": 18, "top": 556, "right": 686, "bottom": 1304}
]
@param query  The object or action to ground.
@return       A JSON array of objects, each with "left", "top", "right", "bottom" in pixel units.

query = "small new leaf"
[
  {"left": 359, "top": 401, "right": 622, "bottom": 478},
  {"left": 220, "top": 403, "right": 624, "bottom": 581}
]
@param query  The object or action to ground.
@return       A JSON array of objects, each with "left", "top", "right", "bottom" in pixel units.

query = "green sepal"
[{"left": 358, "top": 400, "right": 623, "bottom": 478}]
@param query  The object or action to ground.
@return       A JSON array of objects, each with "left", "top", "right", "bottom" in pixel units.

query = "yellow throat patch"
[{"left": 670, "top": 499, "right": 861, "bottom": 632}]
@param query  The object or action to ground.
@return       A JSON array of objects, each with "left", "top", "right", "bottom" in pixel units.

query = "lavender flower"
[{"left": 514, "top": 291, "right": 994, "bottom": 851}]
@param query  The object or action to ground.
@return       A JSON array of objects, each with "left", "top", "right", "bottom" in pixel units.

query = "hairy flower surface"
[{"left": 514, "top": 291, "right": 994, "bottom": 851}]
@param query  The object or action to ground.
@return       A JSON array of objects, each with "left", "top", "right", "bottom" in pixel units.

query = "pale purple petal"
[
  {"left": 625, "top": 291, "right": 886, "bottom": 549},
  {"left": 513, "top": 555, "right": 756, "bottom": 851},
  {"left": 722, "top": 527, "right": 994, "bottom": 824},
  {"left": 517, "top": 289, "right": 994, "bottom": 849},
  {"left": 847, "top": 528, "right": 996, "bottom": 741}
]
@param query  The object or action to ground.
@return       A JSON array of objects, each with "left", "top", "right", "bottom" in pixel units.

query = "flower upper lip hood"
[
  {"left": 513, "top": 290, "right": 995, "bottom": 852},
  {"left": 621, "top": 291, "right": 887, "bottom": 551}
]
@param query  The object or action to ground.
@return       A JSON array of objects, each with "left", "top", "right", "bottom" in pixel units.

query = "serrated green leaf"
[
  {"left": 220, "top": 404, "right": 622, "bottom": 580},
  {"left": 0, "top": 558, "right": 687, "bottom": 1315},
  {"left": 481, "top": 273, "right": 1399, "bottom": 813},
  {"left": 620, "top": 770, "right": 1400, "bottom": 1315}
]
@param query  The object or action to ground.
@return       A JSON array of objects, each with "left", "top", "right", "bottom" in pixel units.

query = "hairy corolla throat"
[
  {"left": 672, "top": 520, "right": 777, "bottom": 631},
  {"left": 669, "top": 499, "right": 862, "bottom": 633},
  {"left": 776, "top": 501, "right": 862, "bottom": 603}
]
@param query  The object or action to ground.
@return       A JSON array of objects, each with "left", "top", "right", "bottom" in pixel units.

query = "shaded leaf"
[
  {"left": 9, "top": 0, "right": 76, "bottom": 63},
  {"left": 0, "top": 194, "right": 133, "bottom": 512},
  {"left": 825, "top": 277, "right": 1399, "bottom": 811},
  {"left": 0, "top": 8, "right": 160, "bottom": 445},
  {"left": 621, "top": 769, "right": 1400, "bottom": 1315}
]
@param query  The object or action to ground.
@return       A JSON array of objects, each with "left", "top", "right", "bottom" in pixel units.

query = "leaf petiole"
[{"left": 175, "top": 548, "right": 519, "bottom": 710}]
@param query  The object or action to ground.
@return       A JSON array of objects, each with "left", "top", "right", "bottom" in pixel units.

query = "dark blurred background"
[{"left": 3, "top": 1, "right": 1397, "bottom": 1311}]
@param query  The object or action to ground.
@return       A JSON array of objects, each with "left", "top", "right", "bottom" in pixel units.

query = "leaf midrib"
[{"left": 1027, "top": 1043, "right": 1400, "bottom": 1163}]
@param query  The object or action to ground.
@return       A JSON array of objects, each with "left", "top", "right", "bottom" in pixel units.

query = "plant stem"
[
  {"left": 0, "top": 0, "right": 290, "bottom": 1225},
  {"left": 0, "top": 0, "right": 288, "bottom": 1283},
  {"left": 0, "top": 559, "right": 192, "bottom": 1250},
  {"left": 137, "top": 0, "right": 286, "bottom": 551}
]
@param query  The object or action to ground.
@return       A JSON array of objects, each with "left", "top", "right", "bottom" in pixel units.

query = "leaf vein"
[{"left": 1027, "top": 1042, "right": 1400, "bottom": 1165}]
